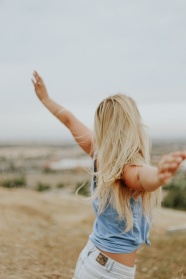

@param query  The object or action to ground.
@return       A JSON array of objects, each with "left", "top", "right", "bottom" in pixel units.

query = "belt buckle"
[{"left": 96, "top": 252, "right": 108, "bottom": 266}]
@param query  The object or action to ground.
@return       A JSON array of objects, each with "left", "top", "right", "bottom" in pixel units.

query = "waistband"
[{"left": 85, "top": 239, "right": 136, "bottom": 274}]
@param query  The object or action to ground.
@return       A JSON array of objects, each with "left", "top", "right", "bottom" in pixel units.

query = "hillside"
[{"left": 0, "top": 188, "right": 186, "bottom": 279}]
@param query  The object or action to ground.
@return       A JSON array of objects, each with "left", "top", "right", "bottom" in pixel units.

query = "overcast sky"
[{"left": 0, "top": 0, "right": 186, "bottom": 143}]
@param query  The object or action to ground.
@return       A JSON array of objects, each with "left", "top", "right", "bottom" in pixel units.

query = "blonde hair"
[{"left": 92, "top": 94, "right": 162, "bottom": 232}]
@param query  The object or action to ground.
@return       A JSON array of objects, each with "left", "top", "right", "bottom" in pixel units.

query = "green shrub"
[
  {"left": 36, "top": 182, "right": 51, "bottom": 192},
  {"left": 163, "top": 180, "right": 186, "bottom": 191},
  {"left": 162, "top": 183, "right": 186, "bottom": 210},
  {"left": 56, "top": 182, "right": 65, "bottom": 189},
  {"left": 2, "top": 176, "right": 26, "bottom": 188},
  {"left": 75, "top": 181, "right": 90, "bottom": 196}
]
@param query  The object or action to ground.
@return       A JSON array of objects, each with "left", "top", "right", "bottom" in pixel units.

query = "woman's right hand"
[{"left": 32, "top": 71, "right": 49, "bottom": 101}]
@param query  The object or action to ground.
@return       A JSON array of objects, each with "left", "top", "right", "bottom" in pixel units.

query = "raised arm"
[
  {"left": 32, "top": 71, "right": 94, "bottom": 157},
  {"left": 123, "top": 151, "right": 186, "bottom": 192}
]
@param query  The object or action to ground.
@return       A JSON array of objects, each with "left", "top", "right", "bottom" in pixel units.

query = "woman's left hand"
[{"left": 157, "top": 151, "right": 186, "bottom": 185}]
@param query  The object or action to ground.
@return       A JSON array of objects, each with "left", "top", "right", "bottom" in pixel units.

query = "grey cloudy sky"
[{"left": 0, "top": 0, "right": 186, "bottom": 142}]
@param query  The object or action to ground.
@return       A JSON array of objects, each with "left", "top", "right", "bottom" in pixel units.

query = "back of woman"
[{"left": 32, "top": 71, "right": 186, "bottom": 279}]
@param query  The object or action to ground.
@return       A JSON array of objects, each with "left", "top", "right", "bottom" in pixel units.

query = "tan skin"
[{"left": 32, "top": 71, "right": 186, "bottom": 267}]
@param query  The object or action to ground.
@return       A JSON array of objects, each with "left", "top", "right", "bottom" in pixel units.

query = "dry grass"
[
  {"left": 0, "top": 188, "right": 93, "bottom": 279},
  {"left": 0, "top": 188, "right": 186, "bottom": 279},
  {"left": 1, "top": 142, "right": 186, "bottom": 279},
  {"left": 136, "top": 234, "right": 186, "bottom": 279}
]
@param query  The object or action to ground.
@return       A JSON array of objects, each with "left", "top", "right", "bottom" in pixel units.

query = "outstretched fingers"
[
  {"left": 31, "top": 70, "right": 49, "bottom": 101},
  {"left": 32, "top": 71, "right": 44, "bottom": 89},
  {"left": 32, "top": 71, "right": 42, "bottom": 86},
  {"left": 33, "top": 70, "right": 42, "bottom": 81},
  {"left": 169, "top": 151, "right": 186, "bottom": 160},
  {"left": 158, "top": 150, "right": 186, "bottom": 183},
  {"left": 31, "top": 78, "right": 36, "bottom": 87}
]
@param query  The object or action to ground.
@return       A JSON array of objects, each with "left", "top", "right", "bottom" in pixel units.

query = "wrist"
[
  {"left": 41, "top": 98, "right": 65, "bottom": 118},
  {"left": 41, "top": 97, "right": 51, "bottom": 105},
  {"left": 154, "top": 167, "right": 162, "bottom": 187}
]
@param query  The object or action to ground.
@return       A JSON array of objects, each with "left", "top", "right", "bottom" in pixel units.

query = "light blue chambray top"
[{"left": 89, "top": 160, "right": 151, "bottom": 254}]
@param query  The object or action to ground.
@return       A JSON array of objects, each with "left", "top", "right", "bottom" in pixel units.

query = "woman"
[{"left": 32, "top": 71, "right": 186, "bottom": 279}]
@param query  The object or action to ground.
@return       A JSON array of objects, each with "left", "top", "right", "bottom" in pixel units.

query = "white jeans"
[{"left": 73, "top": 240, "right": 136, "bottom": 279}]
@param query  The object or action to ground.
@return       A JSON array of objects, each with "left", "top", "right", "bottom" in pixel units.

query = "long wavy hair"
[{"left": 92, "top": 94, "right": 162, "bottom": 232}]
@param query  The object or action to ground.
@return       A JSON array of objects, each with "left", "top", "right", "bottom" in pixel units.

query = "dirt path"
[{"left": 0, "top": 188, "right": 186, "bottom": 279}]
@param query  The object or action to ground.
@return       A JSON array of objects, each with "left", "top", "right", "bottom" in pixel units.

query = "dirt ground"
[{"left": 0, "top": 187, "right": 186, "bottom": 279}]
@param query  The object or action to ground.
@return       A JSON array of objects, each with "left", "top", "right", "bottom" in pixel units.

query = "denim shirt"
[{"left": 89, "top": 162, "right": 151, "bottom": 254}]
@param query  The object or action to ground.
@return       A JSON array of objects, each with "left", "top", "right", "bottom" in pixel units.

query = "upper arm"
[
  {"left": 60, "top": 110, "right": 94, "bottom": 157},
  {"left": 122, "top": 165, "right": 145, "bottom": 191}
]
